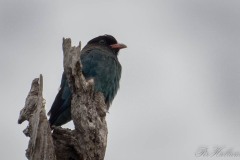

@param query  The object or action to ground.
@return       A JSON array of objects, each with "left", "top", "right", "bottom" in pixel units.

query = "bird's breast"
[{"left": 80, "top": 49, "right": 121, "bottom": 104}]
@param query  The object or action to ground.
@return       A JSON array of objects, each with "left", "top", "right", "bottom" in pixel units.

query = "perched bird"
[{"left": 48, "top": 35, "right": 127, "bottom": 126}]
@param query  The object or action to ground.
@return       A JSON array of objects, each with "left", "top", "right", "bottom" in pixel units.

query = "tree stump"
[{"left": 18, "top": 38, "right": 108, "bottom": 160}]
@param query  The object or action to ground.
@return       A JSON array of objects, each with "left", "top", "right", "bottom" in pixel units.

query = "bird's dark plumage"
[{"left": 48, "top": 35, "right": 126, "bottom": 126}]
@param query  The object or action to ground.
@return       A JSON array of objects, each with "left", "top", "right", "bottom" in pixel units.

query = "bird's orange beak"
[{"left": 110, "top": 43, "right": 127, "bottom": 49}]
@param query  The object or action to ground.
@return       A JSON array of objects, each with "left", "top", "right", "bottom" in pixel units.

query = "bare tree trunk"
[
  {"left": 18, "top": 75, "right": 56, "bottom": 160},
  {"left": 18, "top": 38, "right": 108, "bottom": 160}
]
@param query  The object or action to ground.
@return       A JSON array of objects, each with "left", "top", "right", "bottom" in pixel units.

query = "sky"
[{"left": 1, "top": 0, "right": 240, "bottom": 159}]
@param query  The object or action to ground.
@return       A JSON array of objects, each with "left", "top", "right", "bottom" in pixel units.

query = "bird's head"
[{"left": 87, "top": 34, "right": 127, "bottom": 55}]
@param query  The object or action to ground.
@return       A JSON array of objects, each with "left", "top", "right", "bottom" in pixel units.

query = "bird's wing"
[{"left": 48, "top": 73, "right": 72, "bottom": 125}]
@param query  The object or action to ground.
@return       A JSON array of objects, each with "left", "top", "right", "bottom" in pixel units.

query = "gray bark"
[
  {"left": 18, "top": 75, "right": 56, "bottom": 160},
  {"left": 18, "top": 38, "right": 108, "bottom": 160}
]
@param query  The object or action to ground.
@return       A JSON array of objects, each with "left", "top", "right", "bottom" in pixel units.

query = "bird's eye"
[{"left": 99, "top": 40, "right": 106, "bottom": 45}]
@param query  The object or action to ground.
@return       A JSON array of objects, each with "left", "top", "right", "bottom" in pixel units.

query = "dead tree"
[{"left": 18, "top": 38, "right": 108, "bottom": 160}]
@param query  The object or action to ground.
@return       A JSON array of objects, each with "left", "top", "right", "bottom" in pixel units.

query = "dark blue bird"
[{"left": 48, "top": 35, "right": 127, "bottom": 126}]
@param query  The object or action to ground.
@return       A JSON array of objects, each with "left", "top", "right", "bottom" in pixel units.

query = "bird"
[{"left": 48, "top": 34, "right": 127, "bottom": 127}]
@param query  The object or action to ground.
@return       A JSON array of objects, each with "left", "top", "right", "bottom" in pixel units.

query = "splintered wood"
[{"left": 18, "top": 38, "right": 108, "bottom": 160}]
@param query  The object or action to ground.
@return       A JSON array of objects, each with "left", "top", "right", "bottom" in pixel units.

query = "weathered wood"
[
  {"left": 62, "top": 38, "right": 108, "bottom": 160},
  {"left": 18, "top": 38, "right": 108, "bottom": 160},
  {"left": 18, "top": 75, "right": 56, "bottom": 160}
]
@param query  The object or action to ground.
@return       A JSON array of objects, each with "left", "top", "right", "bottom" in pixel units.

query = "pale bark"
[
  {"left": 18, "top": 75, "right": 56, "bottom": 160},
  {"left": 18, "top": 38, "right": 108, "bottom": 160}
]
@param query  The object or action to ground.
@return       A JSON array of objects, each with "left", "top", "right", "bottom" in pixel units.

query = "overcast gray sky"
[{"left": 1, "top": 0, "right": 240, "bottom": 159}]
